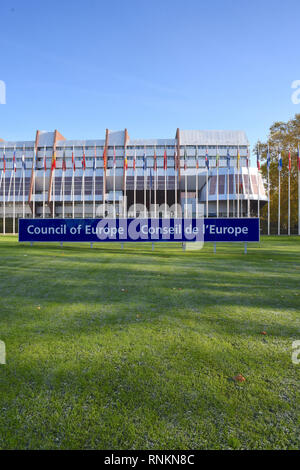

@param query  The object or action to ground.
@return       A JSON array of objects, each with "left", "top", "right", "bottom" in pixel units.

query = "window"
[
  {"left": 209, "top": 176, "right": 217, "bottom": 195},
  {"left": 258, "top": 174, "right": 265, "bottom": 196},
  {"left": 219, "top": 175, "right": 225, "bottom": 194},
  {"left": 251, "top": 175, "right": 258, "bottom": 195},
  {"left": 236, "top": 174, "right": 243, "bottom": 194},
  {"left": 243, "top": 174, "right": 252, "bottom": 194},
  {"left": 229, "top": 174, "right": 234, "bottom": 193}
]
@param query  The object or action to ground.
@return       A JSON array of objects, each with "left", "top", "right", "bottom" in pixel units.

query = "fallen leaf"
[{"left": 233, "top": 374, "right": 246, "bottom": 383}]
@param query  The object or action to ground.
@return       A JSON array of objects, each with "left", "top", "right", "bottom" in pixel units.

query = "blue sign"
[{"left": 19, "top": 218, "right": 259, "bottom": 243}]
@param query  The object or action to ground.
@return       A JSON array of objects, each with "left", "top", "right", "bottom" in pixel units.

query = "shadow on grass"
[
  {"left": 1, "top": 238, "right": 299, "bottom": 449},
  {"left": 1, "top": 323, "right": 298, "bottom": 450}
]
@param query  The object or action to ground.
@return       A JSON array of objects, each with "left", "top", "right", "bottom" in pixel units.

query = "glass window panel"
[
  {"left": 218, "top": 175, "right": 225, "bottom": 194},
  {"left": 209, "top": 175, "right": 217, "bottom": 195},
  {"left": 251, "top": 175, "right": 258, "bottom": 195}
]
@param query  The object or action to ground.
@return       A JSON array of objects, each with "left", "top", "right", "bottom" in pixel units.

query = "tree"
[{"left": 255, "top": 113, "right": 300, "bottom": 234}]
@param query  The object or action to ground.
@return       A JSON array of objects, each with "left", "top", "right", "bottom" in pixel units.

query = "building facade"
[{"left": 0, "top": 128, "right": 266, "bottom": 225}]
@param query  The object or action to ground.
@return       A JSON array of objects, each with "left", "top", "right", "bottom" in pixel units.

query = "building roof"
[
  {"left": 128, "top": 138, "right": 175, "bottom": 146},
  {"left": 179, "top": 130, "right": 249, "bottom": 146},
  {"left": 56, "top": 139, "right": 105, "bottom": 147},
  {"left": 0, "top": 129, "right": 250, "bottom": 149},
  {"left": 39, "top": 131, "right": 55, "bottom": 147},
  {"left": 0, "top": 140, "right": 35, "bottom": 148},
  {"left": 108, "top": 130, "right": 125, "bottom": 145}
]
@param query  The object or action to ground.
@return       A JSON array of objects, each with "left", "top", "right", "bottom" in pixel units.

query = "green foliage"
[
  {"left": 0, "top": 237, "right": 299, "bottom": 449},
  {"left": 256, "top": 114, "right": 300, "bottom": 233}
]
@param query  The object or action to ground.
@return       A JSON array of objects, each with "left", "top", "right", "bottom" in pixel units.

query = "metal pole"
[
  {"left": 288, "top": 171, "right": 291, "bottom": 236},
  {"left": 82, "top": 172, "right": 85, "bottom": 219},
  {"left": 149, "top": 169, "right": 152, "bottom": 218},
  {"left": 257, "top": 171, "right": 260, "bottom": 219},
  {"left": 113, "top": 153, "right": 116, "bottom": 217},
  {"left": 32, "top": 146, "right": 36, "bottom": 219},
  {"left": 154, "top": 153, "right": 157, "bottom": 218},
  {"left": 32, "top": 169, "right": 35, "bottom": 219},
  {"left": 267, "top": 168, "right": 270, "bottom": 235},
  {"left": 93, "top": 159, "right": 96, "bottom": 219},
  {"left": 23, "top": 145, "right": 25, "bottom": 219},
  {"left": 278, "top": 170, "right": 281, "bottom": 236},
  {"left": 298, "top": 168, "right": 300, "bottom": 236},
  {"left": 195, "top": 168, "right": 198, "bottom": 218},
  {"left": 13, "top": 165, "right": 15, "bottom": 234},
  {"left": 53, "top": 169, "right": 55, "bottom": 218},
  {"left": 72, "top": 146, "right": 75, "bottom": 219},
  {"left": 175, "top": 161, "right": 177, "bottom": 218},
  {"left": 185, "top": 172, "right": 187, "bottom": 218},
  {"left": 144, "top": 151, "right": 147, "bottom": 218},
  {"left": 227, "top": 169, "right": 230, "bottom": 218},
  {"left": 124, "top": 169, "right": 127, "bottom": 218},
  {"left": 134, "top": 154, "right": 136, "bottom": 218},
  {"left": 23, "top": 165, "right": 25, "bottom": 219},
  {"left": 165, "top": 167, "right": 167, "bottom": 218},
  {"left": 103, "top": 148, "right": 106, "bottom": 219},
  {"left": 247, "top": 166, "right": 250, "bottom": 218},
  {"left": 43, "top": 150, "right": 46, "bottom": 219},
  {"left": 175, "top": 147, "right": 178, "bottom": 218},
  {"left": 216, "top": 163, "right": 219, "bottom": 218},
  {"left": 62, "top": 169, "right": 65, "bottom": 219},
  {"left": 3, "top": 146, "right": 5, "bottom": 234},
  {"left": 206, "top": 169, "right": 208, "bottom": 218},
  {"left": 237, "top": 170, "right": 240, "bottom": 218}
]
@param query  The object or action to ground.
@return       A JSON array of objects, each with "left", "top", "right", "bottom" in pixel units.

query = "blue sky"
[{"left": 0, "top": 0, "right": 299, "bottom": 161}]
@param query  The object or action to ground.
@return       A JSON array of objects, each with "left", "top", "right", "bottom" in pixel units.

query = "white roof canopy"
[{"left": 179, "top": 130, "right": 249, "bottom": 146}]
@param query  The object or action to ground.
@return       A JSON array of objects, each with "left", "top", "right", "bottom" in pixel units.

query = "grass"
[{"left": 0, "top": 235, "right": 299, "bottom": 450}]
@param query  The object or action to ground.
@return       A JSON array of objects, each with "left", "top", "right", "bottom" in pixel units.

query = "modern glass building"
[{"left": 0, "top": 128, "right": 266, "bottom": 224}]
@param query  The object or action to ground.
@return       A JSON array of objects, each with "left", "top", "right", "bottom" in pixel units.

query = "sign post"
[{"left": 19, "top": 218, "right": 260, "bottom": 247}]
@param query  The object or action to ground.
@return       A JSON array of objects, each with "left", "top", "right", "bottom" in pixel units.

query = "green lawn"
[{"left": 0, "top": 236, "right": 299, "bottom": 450}]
